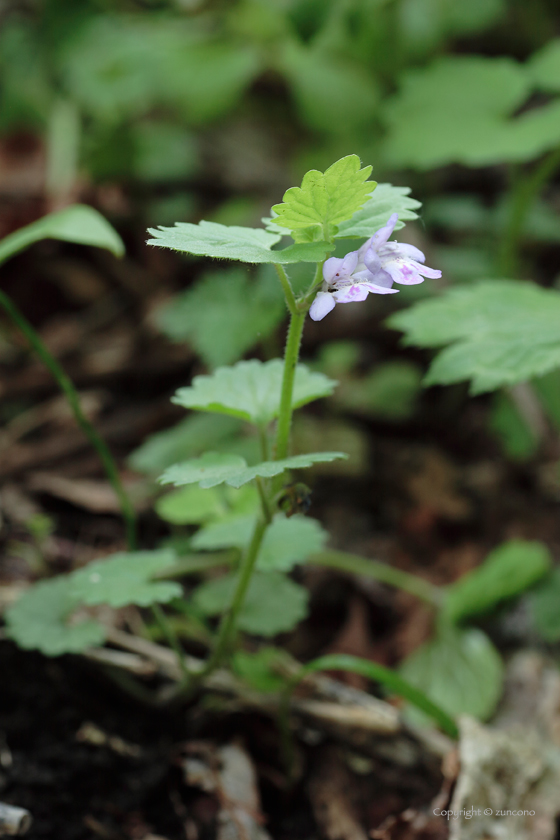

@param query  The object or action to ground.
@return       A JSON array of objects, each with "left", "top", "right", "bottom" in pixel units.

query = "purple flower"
[{"left": 309, "top": 213, "right": 441, "bottom": 321}]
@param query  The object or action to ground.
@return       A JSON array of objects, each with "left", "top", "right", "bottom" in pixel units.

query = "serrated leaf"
[
  {"left": 159, "top": 452, "right": 248, "bottom": 489},
  {"left": 383, "top": 55, "right": 560, "bottom": 168},
  {"left": 388, "top": 280, "right": 560, "bottom": 394},
  {"left": 160, "top": 451, "right": 347, "bottom": 490},
  {"left": 400, "top": 626, "right": 503, "bottom": 721},
  {"left": 128, "top": 414, "right": 243, "bottom": 475},
  {"left": 69, "top": 550, "right": 181, "bottom": 608},
  {"left": 271, "top": 155, "right": 374, "bottom": 232},
  {"left": 336, "top": 184, "right": 421, "bottom": 238},
  {"left": 172, "top": 359, "right": 336, "bottom": 426},
  {"left": 154, "top": 267, "right": 286, "bottom": 368},
  {"left": 5, "top": 577, "right": 105, "bottom": 656},
  {"left": 443, "top": 540, "right": 551, "bottom": 624},
  {"left": 225, "top": 452, "right": 348, "bottom": 488},
  {"left": 529, "top": 567, "right": 560, "bottom": 641},
  {"left": 0, "top": 204, "right": 125, "bottom": 266},
  {"left": 147, "top": 220, "right": 332, "bottom": 263},
  {"left": 192, "top": 570, "right": 309, "bottom": 636},
  {"left": 192, "top": 513, "right": 326, "bottom": 571},
  {"left": 256, "top": 515, "right": 327, "bottom": 571}
]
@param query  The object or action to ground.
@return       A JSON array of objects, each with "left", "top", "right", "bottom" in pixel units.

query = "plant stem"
[
  {"left": 201, "top": 517, "right": 268, "bottom": 676},
  {"left": 0, "top": 289, "right": 137, "bottom": 549},
  {"left": 150, "top": 603, "right": 191, "bottom": 682},
  {"left": 498, "top": 146, "right": 560, "bottom": 277},
  {"left": 274, "top": 310, "right": 305, "bottom": 460},
  {"left": 274, "top": 264, "right": 297, "bottom": 315},
  {"left": 308, "top": 550, "right": 442, "bottom": 607}
]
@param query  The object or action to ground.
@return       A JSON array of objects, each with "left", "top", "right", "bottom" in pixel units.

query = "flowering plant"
[{"left": 5, "top": 157, "right": 552, "bottom": 746}]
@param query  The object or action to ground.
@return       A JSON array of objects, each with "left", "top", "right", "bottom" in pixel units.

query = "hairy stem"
[
  {"left": 0, "top": 289, "right": 137, "bottom": 550},
  {"left": 274, "top": 264, "right": 297, "bottom": 315},
  {"left": 498, "top": 146, "right": 560, "bottom": 277},
  {"left": 201, "top": 517, "right": 268, "bottom": 676},
  {"left": 274, "top": 310, "right": 306, "bottom": 460}
]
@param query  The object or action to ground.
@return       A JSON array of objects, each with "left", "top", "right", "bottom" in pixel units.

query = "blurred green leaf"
[
  {"left": 489, "top": 392, "right": 538, "bottom": 461},
  {"left": 256, "top": 515, "right": 327, "bottom": 571},
  {"left": 156, "top": 485, "right": 225, "bottom": 525},
  {"left": 232, "top": 647, "right": 288, "bottom": 692},
  {"left": 134, "top": 122, "right": 198, "bottom": 182},
  {"left": 529, "top": 567, "right": 560, "bottom": 641},
  {"left": 400, "top": 625, "right": 503, "bottom": 721},
  {"left": 5, "top": 577, "right": 105, "bottom": 656},
  {"left": 336, "top": 361, "right": 422, "bottom": 421},
  {"left": 443, "top": 540, "right": 552, "bottom": 624},
  {"left": 388, "top": 280, "right": 560, "bottom": 394},
  {"left": 192, "top": 512, "right": 326, "bottom": 571},
  {"left": 399, "top": 0, "right": 506, "bottom": 57},
  {"left": 147, "top": 220, "right": 332, "bottom": 263},
  {"left": 69, "top": 550, "right": 181, "bottom": 608},
  {"left": 192, "top": 570, "right": 309, "bottom": 636},
  {"left": 281, "top": 42, "right": 380, "bottom": 134},
  {"left": 128, "top": 414, "right": 243, "bottom": 475},
  {"left": 172, "top": 360, "right": 337, "bottom": 425},
  {"left": 155, "top": 268, "right": 285, "bottom": 368},
  {"left": 156, "top": 484, "right": 258, "bottom": 525},
  {"left": 192, "top": 515, "right": 255, "bottom": 551},
  {"left": 336, "top": 184, "right": 421, "bottom": 238},
  {"left": 528, "top": 38, "right": 560, "bottom": 93},
  {"left": 383, "top": 55, "right": 560, "bottom": 168},
  {"left": 271, "top": 155, "right": 375, "bottom": 232},
  {"left": 0, "top": 205, "right": 125, "bottom": 265}
]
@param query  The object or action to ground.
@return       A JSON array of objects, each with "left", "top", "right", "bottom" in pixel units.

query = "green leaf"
[
  {"left": 336, "top": 184, "right": 421, "bottom": 238},
  {"left": 133, "top": 122, "right": 198, "bottom": 182},
  {"left": 191, "top": 515, "right": 255, "bottom": 551},
  {"left": 271, "top": 155, "right": 375, "bottom": 232},
  {"left": 232, "top": 647, "right": 288, "bottom": 693},
  {"left": 489, "top": 392, "right": 538, "bottom": 461},
  {"left": 159, "top": 452, "right": 248, "bottom": 490},
  {"left": 69, "top": 550, "right": 182, "bottom": 608},
  {"left": 0, "top": 204, "right": 125, "bottom": 266},
  {"left": 160, "top": 451, "right": 347, "bottom": 490},
  {"left": 280, "top": 43, "right": 380, "bottom": 135},
  {"left": 155, "top": 485, "right": 225, "bottom": 525},
  {"left": 192, "top": 570, "right": 309, "bottom": 636},
  {"left": 529, "top": 567, "right": 560, "bottom": 641},
  {"left": 382, "top": 55, "right": 560, "bottom": 168},
  {"left": 128, "top": 414, "right": 243, "bottom": 475},
  {"left": 154, "top": 267, "right": 285, "bottom": 367},
  {"left": 400, "top": 626, "right": 503, "bottom": 721},
  {"left": 293, "top": 653, "right": 458, "bottom": 738},
  {"left": 147, "top": 220, "right": 332, "bottom": 264},
  {"left": 256, "top": 515, "right": 327, "bottom": 571},
  {"left": 172, "top": 359, "right": 336, "bottom": 426},
  {"left": 443, "top": 540, "right": 551, "bottom": 624},
  {"left": 5, "top": 577, "right": 105, "bottom": 656},
  {"left": 335, "top": 361, "right": 422, "bottom": 421},
  {"left": 192, "top": 512, "right": 326, "bottom": 571},
  {"left": 388, "top": 280, "right": 560, "bottom": 394},
  {"left": 528, "top": 39, "right": 560, "bottom": 93}
]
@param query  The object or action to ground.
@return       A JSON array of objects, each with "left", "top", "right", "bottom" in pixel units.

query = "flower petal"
[
  {"left": 323, "top": 250, "right": 358, "bottom": 285},
  {"left": 309, "top": 291, "right": 336, "bottom": 321},
  {"left": 369, "top": 213, "right": 399, "bottom": 249},
  {"left": 332, "top": 284, "right": 370, "bottom": 303},
  {"left": 380, "top": 241, "right": 426, "bottom": 263}
]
